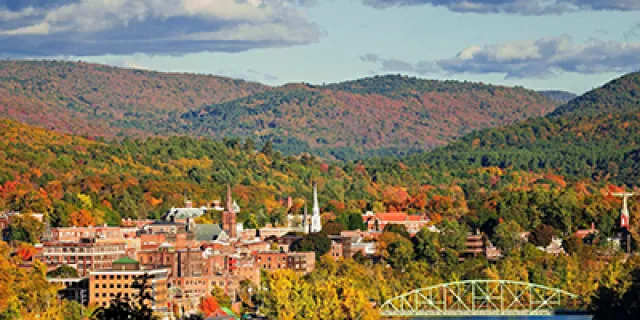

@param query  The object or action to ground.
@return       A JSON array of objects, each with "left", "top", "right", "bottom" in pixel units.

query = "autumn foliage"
[{"left": 199, "top": 296, "right": 221, "bottom": 316}]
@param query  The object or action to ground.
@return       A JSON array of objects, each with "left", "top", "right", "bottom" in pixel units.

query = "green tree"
[
  {"left": 6, "top": 214, "right": 44, "bottom": 244},
  {"left": 529, "top": 224, "right": 555, "bottom": 247},
  {"left": 62, "top": 300, "right": 87, "bottom": 320},
  {"left": 290, "top": 233, "right": 332, "bottom": 259},
  {"left": 493, "top": 220, "right": 523, "bottom": 254},
  {"left": 386, "top": 234, "right": 414, "bottom": 269},
  {"left": 438, "top": 219, "right": 467, "bottom": 252},
  {"left": 91, "top": 273, "right": 157, "bottom": 320},
  {"left": 383, "top": 224, "right": 410, "bottom": 238},
  {"left": 412, "top": 228, "right": 440, "bottom": 264},
  {"left": 47, "top": 264, "right": 79, "bottom": 278},
  {"left": 210, "top": 286, "right": 231, "bottom": 309},
  {"left": 321, "top": 221, "right": 344, "bottom": 235}
]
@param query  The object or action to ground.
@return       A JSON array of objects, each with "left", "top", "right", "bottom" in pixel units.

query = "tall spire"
[
  {"left": 224, "top": 184, "right": 237, "bottom": 239},
  {"left": 311, "top": 182, "right": 322, "bottom": 233},
  {"left": 613, "top": 192, "right": 636, "bottom": 229}
]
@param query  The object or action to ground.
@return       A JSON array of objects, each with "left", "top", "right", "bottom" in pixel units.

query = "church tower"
[
  {"left": 311, "top": 183, "right": 322, "bottom": 233},
  {"left": 223, "top": 185, "right": 237, "bottom": 239}
]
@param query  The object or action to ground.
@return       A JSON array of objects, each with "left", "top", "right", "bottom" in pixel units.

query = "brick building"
[
  {"left": 89, "top": 257, "right": 170, "bottom": 313},
  {"left": 40, "top": 238, "right": 126, "bottom": 277},
  {"left": 254, "top": 251, "right": 315, "bottom": 274},
  {"left": 362, "top": 211, "right": 433, "bottom": 235}
]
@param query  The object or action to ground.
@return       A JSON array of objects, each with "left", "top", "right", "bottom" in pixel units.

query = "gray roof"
[
  {"left": 163, "top": 207, "right": 207, "bottom": 220},
  {"left": 195, "top": 224, "right": 227, "bottom": 241}
]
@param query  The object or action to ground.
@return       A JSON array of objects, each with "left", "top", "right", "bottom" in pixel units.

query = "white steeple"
[{"left": 311, "top": 182, "right": 322, "bottom": 233}]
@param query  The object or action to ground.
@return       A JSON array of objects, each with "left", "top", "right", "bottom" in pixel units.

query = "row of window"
[{"left": 95, "top": 282, "right": 135, "bottom": 289}]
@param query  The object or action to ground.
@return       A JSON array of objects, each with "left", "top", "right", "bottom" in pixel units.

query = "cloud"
[
  {"left": 361, "top": 36, "right": 640, "bottom": 79},
  {"left": 362, "top": 0, "right": 640, "bottom": 14},
  {"left": 0, "top": 0, "right": 323, "bottom": 57}
]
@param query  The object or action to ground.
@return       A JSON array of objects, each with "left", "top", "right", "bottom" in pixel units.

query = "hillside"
[
  {"left": 409, "top": 72, "right": 640, "bottom": 186},
  {"left": 0, "top": 61, "right": 558, "bottom": 160},
  {"left": 550, "top": 71, "right": 640, "bottom": 117},
  {"left": 0, "top": 118, "right": 624, "bottom": 238},
  {"left": 182, "top": 75, "right": 558, "bottom": 160},
  {"left": 0, "top": 60, "right": 268, "bottom": 137}
]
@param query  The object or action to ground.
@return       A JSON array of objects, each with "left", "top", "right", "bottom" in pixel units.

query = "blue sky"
[{"left": 1, "top": 0, "right": 639, "bottom": 93}]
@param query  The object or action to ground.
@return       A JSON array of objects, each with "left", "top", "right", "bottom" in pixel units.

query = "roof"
[
  {"left": 163, "top": 207, "right": 206, "bottom": 220},
  {"left": 195, "top": 224, "right": 224, "bottom": 241},
  {"left": 365, "top": 212, "right": 428, "bottom": 223},
  {"left": 574, "top": 228, "right": 598, "bottom": 239},
  {"left": 149, "top": 220, "right": 184, "bottom": 226},
  {"left": 112, "top": 257, "right": 139, "bottom": 265}
]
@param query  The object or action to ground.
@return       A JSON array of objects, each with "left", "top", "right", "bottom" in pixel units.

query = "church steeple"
[
  {"left": 310, "top": 182, "right": 322, "bottom": 233},
  {"left": 223, "top": 184, "right": 237, "bottom": 239}
]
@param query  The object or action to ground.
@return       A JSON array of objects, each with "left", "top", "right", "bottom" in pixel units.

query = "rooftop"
[{"left": 112, "top": 256, "right": 139, "bottom": 265}]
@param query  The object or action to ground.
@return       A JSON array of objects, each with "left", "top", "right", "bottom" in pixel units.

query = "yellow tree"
[{"left": 69, "top": 209, "right": 96, "bottom": 227}]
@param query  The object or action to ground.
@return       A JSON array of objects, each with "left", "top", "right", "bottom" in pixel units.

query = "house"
[{"left": 574, "top": 223, "right": 598, "bottom": 240}]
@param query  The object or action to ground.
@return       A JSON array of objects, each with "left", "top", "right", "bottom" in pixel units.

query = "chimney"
[
  {"left": 591, "top": 222, "right": 595, "bottom": 230},
  {"left": 185, "top": 200, "right": 193, "bottom": 209}
]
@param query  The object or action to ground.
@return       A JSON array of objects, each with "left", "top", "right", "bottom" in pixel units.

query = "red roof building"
[{"left": 362, "top": 211, "right": 432, "bottom": 235}]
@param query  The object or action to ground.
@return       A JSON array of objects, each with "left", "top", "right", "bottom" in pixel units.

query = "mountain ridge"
[
  {"left": 0, "top": 60, "right": 559, "bottom": 160},
  {"left": 407, "top": 71, "right": 640, "bottom": 186}
]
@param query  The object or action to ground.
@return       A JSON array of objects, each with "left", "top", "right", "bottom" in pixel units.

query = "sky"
[{"left": 1, "top": 0, "right": 639, "bottom": 93}]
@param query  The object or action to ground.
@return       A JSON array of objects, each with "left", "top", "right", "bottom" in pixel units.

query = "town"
[{"left": 1, "top": 182, "right": 628, "bottom": 319}]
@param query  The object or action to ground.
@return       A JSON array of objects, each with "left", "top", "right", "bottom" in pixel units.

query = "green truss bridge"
[{"left": 380, "top": 280, "right": 581, "bottom": 317}]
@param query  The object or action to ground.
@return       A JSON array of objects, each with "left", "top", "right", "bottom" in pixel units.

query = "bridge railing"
[{"left": 380, "top": 280, "right": 580, "bottom": 317}]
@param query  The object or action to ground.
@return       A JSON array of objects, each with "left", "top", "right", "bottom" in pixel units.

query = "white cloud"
[
  {"left": 362, "top": 36, "right": 640, "bottom": 79},
  {"left": 363, "top": 0, "right": 640, "bottom": 14},
  {"left": 0, "top": 0, "right": 323, "bottom": 56}
]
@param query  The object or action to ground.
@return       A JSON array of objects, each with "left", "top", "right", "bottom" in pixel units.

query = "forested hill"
[
  {"left": 549, "top": 71, "right": 640, "bottom": 117},
  {"left": 0, "top": 117, "right": 626, "bottom": 239},
  {"left": 182, "top": 75, "right": 557, "bottom": 160},
  {"left": 407, "top": 71, "right": 640, "bottom": 186},
  {"left": 0, "top": 61, "right": 558, "bottom": 160},
  {"left": 0, "top": 60, "right": 269, "bottom": 138}
]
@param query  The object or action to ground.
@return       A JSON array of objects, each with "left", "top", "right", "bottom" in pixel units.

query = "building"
[
  {"left": 48, "top": 277, "right": 89, "bottom": 305},
  {"left": 574, "top": 223, "right": 598, "bottom": 240},
  {"left": 49, "top": 226, "right": 135, "bottom": 242},
  {"left": 310, "top": 183, "right": 322, "bottom": 233},
  {"left": 329, "top": 241, "right": 343, "bottom": 261},
  {"left": 254, "top": 251, "right": 315, "bottom": 274},
  {"left": 89, "top": 257, "right": 170, "bottom": 313},
  {"left": 222, "top": 185, "right": 238, "bottom": 240},
  {"left": 461, "top": 233, "right": 502, "bottom": 261},
  {"left": 362, "top": 211, "right": 433, "bottom": 235},
  {"left": 40, "top": 238, "right": 126, "bottom": 277}
]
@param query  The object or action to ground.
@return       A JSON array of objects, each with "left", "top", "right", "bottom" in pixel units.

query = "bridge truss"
[{"left": 380, "top": 280, "right": 579, "bottom": 317}]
